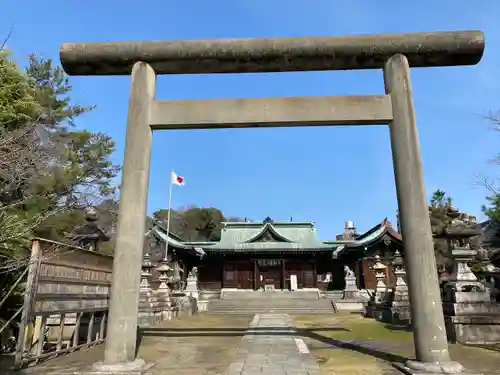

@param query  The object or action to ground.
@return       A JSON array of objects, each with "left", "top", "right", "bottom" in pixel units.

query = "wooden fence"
[{"left": 14, "top": 238, "right": 113, "bottom": 368}]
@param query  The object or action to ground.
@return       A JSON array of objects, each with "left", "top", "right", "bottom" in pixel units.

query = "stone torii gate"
[{"left": 60, "top": 31, "right": 484, "bottom": 374}]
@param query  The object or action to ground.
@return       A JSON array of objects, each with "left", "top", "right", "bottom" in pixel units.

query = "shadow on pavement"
[
  {"left": 139, "top": 324, "right": 409, "bottom": 366},
  {"left": 300, "top": 329, "right": 409, "bottom": 364}
]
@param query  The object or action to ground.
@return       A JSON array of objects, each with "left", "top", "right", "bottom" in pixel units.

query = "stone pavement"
[
  {"left": 8, "top": 314, "right": 321, "bottom": 375},
  {"left": 9, "top": 314, "right": 252, "bottom": 375},
  {"left": 224, "top": 313, "right": 321, "bottom": 375},
  {"left": 14, "top": 312, "right": 500, "bottom": 375}
]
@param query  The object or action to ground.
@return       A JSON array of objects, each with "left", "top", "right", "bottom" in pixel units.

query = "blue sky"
[{"left": 2, "top": 0, "right": 499, "bottom": 239}]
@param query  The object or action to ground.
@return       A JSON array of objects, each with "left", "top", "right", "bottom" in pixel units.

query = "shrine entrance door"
[{"left": 257, "top": 259, "right": 282, "bottom": 290}]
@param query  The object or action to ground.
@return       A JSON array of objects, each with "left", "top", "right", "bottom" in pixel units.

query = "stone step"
[
  {"left": 210, "top": 300, "right": 330, "bottom": 305},
  {"left": 208, "top": 290, "right": 333, "bottom": 314},
  {"left": 208, "top": 304, "right": 333, "bottom": 310},
  {"left": 322, "top": 291, "right": 344, "bottom": 300},
  {"left": 207, "top": 298, "right": 334, "bottom": 314},
  {"left": 207, "top": 310, "right": 334, "bottom": 314},
  {"left": 207, "top": 309, "right": 332, "bottom": 315},
  {"left": 208, "top": 304, "right": 333, "bottom": 309},
  {"left": 221, "top": 291, "right": 320, "bottom": 300},
  {"left": 207, "top": 307, "right": 333, "bottom": 311}
]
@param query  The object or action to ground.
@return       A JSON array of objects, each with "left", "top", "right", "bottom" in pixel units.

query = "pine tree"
[
  {"left": 0, "top": 53, "right": 120, "bottom": 346},
  {"left": 429, "top": 189, "right": 455, "bottom": 267}
]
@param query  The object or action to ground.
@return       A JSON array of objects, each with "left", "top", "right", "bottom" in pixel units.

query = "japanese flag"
[{"left": 171, "top": 171, "right": 185, "bottom": 186}]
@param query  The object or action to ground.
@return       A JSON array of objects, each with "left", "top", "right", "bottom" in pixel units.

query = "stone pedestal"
[
  {"left": 185, "top": 276, "right": 199, "bottom": 301},
  {"left": 155, "top": 289, "right": 173, "bottom": 321},
  {"left": 334, "top": 266, "right": 366, "bottom": 312},
  {"left": 443, "top": 248, "right": 500, "bottom": 344},
  {"left": 197, "top": 300, "right": 209, "bottom": 312},
  {"left": 185, "top": 267, "right": 200, "bottom": 313},
  {"left": 343, "top": 266, "right": 359, "bottom": 300},
  {"left": 170, "top": 290, "right": 197, "bottom": 317}
]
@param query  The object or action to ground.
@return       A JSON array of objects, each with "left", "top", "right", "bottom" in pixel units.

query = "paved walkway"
[
  {"left": 11, "top": 315, "right": 251, "bottom": 375},
  {"left": 225, "top": 313, "right": 321, "bottom": 375}
]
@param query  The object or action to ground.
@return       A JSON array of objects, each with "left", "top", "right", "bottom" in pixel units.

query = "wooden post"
[
  {"left": 281, "top": 260, "right": 286, "bottom": 290},
  {"left": 56, "top": 313, "right": 65, "bottom": 352},
  {"left": 14, "top": 239, "right": 42, "bottom": 369},
  {"left": 99, "top": 311, "right": 107, "bottom": 340},
  {"left": 355, "top": 261, "right": 361, "bottom": 289},
  {"left": 73, "top": 312, "right": 81, "bottom": 347},
  {"left": 384, "top": 54, "right": 462, "bottom": 373},
  {"left": 87, "top": 312, "right": 95, "bottom": 344},
  {"left": 35, "top": 315, "right": 47, "bottom": 362},
  {"left": 253, "top": 260, "right": 258, "bottom": 291}
]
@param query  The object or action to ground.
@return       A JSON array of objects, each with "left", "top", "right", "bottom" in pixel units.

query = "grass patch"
[
  {"left": 294, "top": 313, "right": 413, "bottom": 343},
  {"left": 313, "top": 347, "right": 388, "bottom": 375},
  {"left": 293, "top": 314, "right": 500, "bottom": 374},
  {"left": 293, "top": 315, "right": 404, "bottom": 375}
]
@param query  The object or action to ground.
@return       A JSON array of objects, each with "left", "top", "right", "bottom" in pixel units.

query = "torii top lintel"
[{"left": 59, "top": 30, "right": 485, "bottom": 76}]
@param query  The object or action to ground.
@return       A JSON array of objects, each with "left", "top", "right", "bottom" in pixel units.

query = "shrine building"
[{"left": 147, "top": 216, "right": 403, "bottom": 293}]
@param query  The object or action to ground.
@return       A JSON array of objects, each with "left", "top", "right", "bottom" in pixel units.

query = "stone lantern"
[
  {"left": 391, "top": 250, "right": 410, "bottom": 324},
  {"left": 439, "top": 221, "right": 485, "bottom": 303},
  {"left": 140, "top": 251, "right": 153, "bottom": 291},
  {"left": 138, "top": 251, "right": 160, "bottom": 326},
  {"left": 392, "top": 251, "right": 408, "bottom": 294},
  {"left": 68, "top": 207, "right": 110, "bottom": 252},
  {"left": 364, "top": 255, "right": 389, "bottom": 320},
  {"left": 156, "top": 259, "right": 172, "bottom": 291},
  {"left": 155, "top": 254, "right": 173, "bottom": 321},
  {"left": 372, "top": 255, "right": 388, "bottom": 302},
  {"left": 438, "top": 211, "right": 500, "bottom": 344}
]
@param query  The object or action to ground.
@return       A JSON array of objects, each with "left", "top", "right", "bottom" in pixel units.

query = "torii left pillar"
[{"left": 91, "top": 62, "right": 156, "bottom": 374}]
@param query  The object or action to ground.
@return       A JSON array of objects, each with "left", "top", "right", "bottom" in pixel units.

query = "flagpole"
[{"left": 164, "top": 169, "right": 174, "bottom": 261}]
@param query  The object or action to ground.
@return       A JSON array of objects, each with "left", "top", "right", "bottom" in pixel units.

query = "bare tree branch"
[{"left": 0, "top": 22, "right": 15, "bottom": 51}]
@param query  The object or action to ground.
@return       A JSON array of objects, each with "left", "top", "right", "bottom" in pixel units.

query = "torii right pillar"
[{"left": 385, "top": 54, "right": 464, "bottom": 374}]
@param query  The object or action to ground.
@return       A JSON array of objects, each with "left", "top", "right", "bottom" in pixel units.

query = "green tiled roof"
[
  {"left": 151, "top": 218, "right": 402, "bottom": 255},
  {"left": 198, "top": 221, "right": 335, "bottom": 252}
]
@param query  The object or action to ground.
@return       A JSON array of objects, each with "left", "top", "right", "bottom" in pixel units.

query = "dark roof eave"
[
  {"left": 149, "top": 218, "right": 185, "bottom": 242},
  {"left": 347, "top": 231, "right": 402, "bottom": 250},
  {"left": 332, "top": 221, "right": 403, "bottom": 260},
  {"left": 203, "top": 247, "right": 334, "bottom": 253}
]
